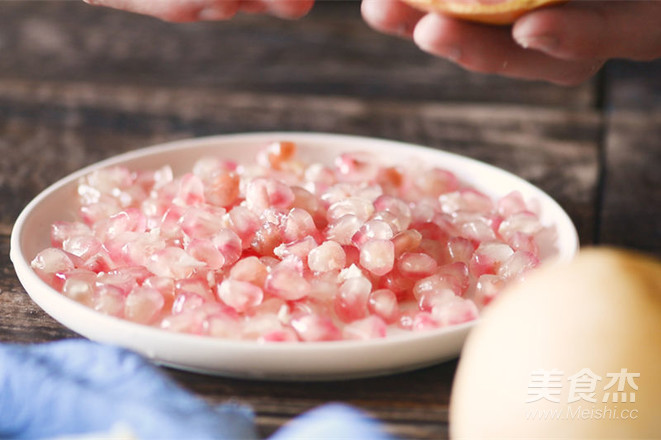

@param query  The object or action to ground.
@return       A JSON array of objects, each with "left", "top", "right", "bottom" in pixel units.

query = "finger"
[
  {"left": 513, "top": 1, "right": 661, "bottom": 61},
  {"left": 361, "top": 0, "right": 425, "bottom": 39},
  {"left": 413, "top": 13, "right": 604, "bottom": 85},
  {"left": 238, "top": 0, "right": 268, "bottom": 14},
  {"left": 262, "top": 0, "right": 314, "bottom": 19},
  {"left": 83, "top": 0, "right": 239, "bottom": 22}
]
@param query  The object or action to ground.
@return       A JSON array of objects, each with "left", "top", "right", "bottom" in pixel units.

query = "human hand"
[
  {"left": 361, "top": 0, "right": 661, "bottom": 85},
  {"left": 84, "top": 0, "right": 314, "bottom": 22}
]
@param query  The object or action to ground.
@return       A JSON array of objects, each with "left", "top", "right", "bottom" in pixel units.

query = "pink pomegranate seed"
[
  {"left": 51, "top": 221, "right": 92, "bottom": 247},
  {"left": 397, "top": 252, "right": 438, "bottom": 278},
  {"left": 61, "top": 235, "right": 102, "bottom": 261},
  {"left": 469, "top": 241, "right": 515, "bottom": 277},
  {"left": 174, "top": 173, "right": 205, "bottom": 206},
  {"left": 171, "top": 291, "right": 207, "bottom": 315},
  {"left": 229, "top": 256, "right": 268, "bottom": 286},
  {"left": 498, "top": 211, "right": 543, "bottom": 240},
  {"left": 455, "top": 214, "right": 497, "bottom": 242},
  {"left": 217, "top": 279, "right": 264, "bottom": 313},
  {"left": 412, "top": 311, "right": 439, "bottom": 331},
  {"left": 250, "top": 221, "right": 282, "bottom": 257},
  {"left": 351, "top": 220, "right": 394, "bottom": 248},
  {"left": 212, "top": 229, "right": 242, "bottom": 267},
  {"left": 120, "top": 233, "right": 167, "bottom": 267},
  {"left": 507, "top": 231, "right": 539, "bottom": 257},
  {"left": 378, "top": 269, "right": 415, "bottom": 300},
  {"left": 446, "top": 237, "right": 476, "bottom": 263},
  {"left": 497, "top": 191, "right": 527, "bottom": 217},
  {"left": 325, "top": 214, "right": 363, "bottom": 245},
  {"left": 368, "top": 289, "right": 399, "bottom": 323},
  {"left": 335, "top": 275, "right": 372, "bottom": 322},
  {"left": 246, "top": 177, "right": 294, "bottom": 212},
  {"left": 265, "top": 262, "right": 310, "bottom": 301},
  {"left": 497, "top": 250, "right": 539, "bottom": 280},
  {"left": 186, "top": 238, "right": 225, "bottom": 270},
  {"left": 474, "top": 274, "right": 506, "bottom": 307},
  {"left": 228, "top": 205, "right": 261, "bottom": 246},
  {"left": 335, "top": 152, "right": 379, "bottom": 183},
  {"left": 31, "top": 248, "right": 78, "bottom": 286},
  {"left": 291, "top": 314, "right": 341, "bottom": 342},
  {"left": 440, "top": 189, "right": 493, "bottom": 214},
  {"left": 62, "top": 275, "right": 95, "bottom": 306},
  {"left": 392, "top": 229, "right": 422, "bottom": 257},
  {"left": 179, "top": 206, "right": 225, "bottom": 239},
  {"left": 415, "top": 168, "right": 459, "bottom": 197},
  {"left": 418, "top": 289, "right": 457, "bottom": 312},
  {"left": 258, "top": 141, "right": 297, "bottom": 170},
  {"left": 413, "top": 273, "right": 459, "bottom": 302},
  {"left": 308, "top": 240, "right": 346, "bottom": 273},
  {"left": 93, "top": 284, "right": 125, "bottom": 316},
  {"left": 124, "top": 286, "right": 164, "bottom": 324},
  {"left": 360, "top": 239, "right": 395, "bottom": 276},
  {"left": 204, "top": 313, "right": 242, "bottom": 339},
  {"left": 436, "top": 262, "right": 470, "bottom": 295},
  {"left": 261, "top": 328, "right": 299, "bottom": 342},
  {"left": 327, "top": 197, "right": 374, "bottom": 223},
  {"left": 204, "top": 171, "right": 240, "bottom": 207},
  {"left": 146, "top": 247, "right": 205, "bottom": 279},
  {"left": 343, "top": 315, "right": 387, "bottom": 340},
  {"left": 431, "top": 297, "right": 479, "bottom": 327},
  {"left": 373, "top": 195, "right": 412, "bottom": 231},
  {"left": 282, "top": 208, "right": 317, "bottom": 243}
]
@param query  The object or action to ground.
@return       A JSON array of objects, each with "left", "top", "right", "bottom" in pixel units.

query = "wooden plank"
[
  {"left": 0, "top": 1, "right": 596, "bottom": 107},
  {"left": 0, "top": 79, "right": 601, "bottom": 243},
  {"left": 599, "top": 61, "right": 661, "bottom": 256}
]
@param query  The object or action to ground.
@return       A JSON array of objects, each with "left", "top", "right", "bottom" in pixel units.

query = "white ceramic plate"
[{"left": 11, "top": 132, "right": 578, "bottom": 380}]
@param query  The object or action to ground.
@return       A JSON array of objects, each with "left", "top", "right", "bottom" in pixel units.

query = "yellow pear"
[{"left": 450, "top": 248, "right": 661, "bottom": 439}]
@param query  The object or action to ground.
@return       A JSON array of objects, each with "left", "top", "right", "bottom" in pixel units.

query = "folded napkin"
[{"left": 0, "top": 340, "right": 395, "bottom": 440}]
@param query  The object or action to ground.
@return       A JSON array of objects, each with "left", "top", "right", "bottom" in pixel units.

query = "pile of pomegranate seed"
[{"left": 31, "top": 141, "right": 544, "bottom": 342}]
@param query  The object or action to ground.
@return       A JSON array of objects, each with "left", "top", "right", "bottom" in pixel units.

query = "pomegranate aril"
[
  {"left": 308, "top": 240, "right": 346, "bottom": 273},
  {"left": 413, "top": 273, "right": 459, "bottom": 302},
  {"left": 261, "top": 328, "right": 299, "bottom": 342},
  {"left": 179, "top": 206, "right": 225, "bottom": 239},
  {"left": 174, "top": 173, "right": 205, "bottom": 206},
  {"left": 440, "top": 189, "right": 493, "bottom": 214},
  {"left": 93, "top": 284, "right": 125, "bottom": 316},
  {"left": 204, "top": 171, "right": 240, "bottom": 207},
  {"left": 498, "top": 211, "right": 544, "bottom": 240},
  {"left": 186, "top": 238, "right": 225, "bottom": 270},
  {"left": 474, "top": 274, "right": 505, "bottom": 307},
  {"left": 265, "top": 263, "right": 310, "bottom": 301},
  {"left": 447, "top": 237, "right": 476, "bottom": 264},
  {"left": 392, "top": 229, "right": 422, "bottom": 257},
  {"left": 327, "top": 197, "right": 374, "bottom": 223},
  {"left": 31, "top": 248, "right": 79, "bottom": 286},
  {"left": 246, "top": 177, "right": 294, "bottom": 212},
  {"left": 334, "top": 152, "right": 379, "bottom": 183},
  {"left": 217, "top": 279, "right": 264, "bottom": 313},
  {"left": 351, "top": 220, "right": 394, "bottom": 248},
  {"left": 418, "top": 289, "right": 457, "bottom": 312},
  {"left": 497, "top": 250, "right": 539, "bottom": 280},
  {"left": 229, "top": 256, "right": 268, "bottom": 286},
  {"left": 325, "top": 214, "right": 363, "bottom": 245},
  {"left": 360, "top": 239, "right": 395, "bottom": 276},
  {"left": 335, "top": 275, "right": 371, "bottom": 322},
  {"left": 415, "top": 168, "right": 459, "bottom": 197},
  {"left": 291, "top": 314, "right": 341, "bottom": 342},
  {"left": 171, "top": 291, "right": 207, "bottom": 315},
  {"left": 469, "top": 241, "right": 514, "bottom": 277},
  {"left": 228, "top": 205, "right": 261, "bottom": 246},
  {"left": 397, "top": 252, "right": 438, "bottom": 278},
  {"left": 431, "top": 297, "right": 479, "bottom": 327},
  {"left": 124, "top": 286, "right": 164, "bottom": 324},
  {"left": 343, "top": 315, "right": 387, "bottom": 340},
  {"left": 146, "top": 247, "right": 205, "bottom": 279},
  {"left": 368, "top": 289, "right": 399, "bottom": 324},
  {"left": 507, "top": 231, "right": 539, "bottom": 257},
  {"left": 51, "top": 221, "right": 92, "bottom": 247},
  {"left": 212, "top": 228, "right": 242, "bottom": 267},
  {"left": 411, "top": 312, "right": 439, "bottom": 331},
  {"left": 282, "top": 208, "right": 317, "bottom": 243},
  {"left": 497, "top": 191, "right": 527, "bottom": 217}
]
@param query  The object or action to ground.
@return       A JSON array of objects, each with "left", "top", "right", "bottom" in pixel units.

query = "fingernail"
[
  {"left": 413, "top": 17, "right": 461, "bottom": 62},
  {"left": 515, "top": 35, "right": 559, "bottom": 52}
]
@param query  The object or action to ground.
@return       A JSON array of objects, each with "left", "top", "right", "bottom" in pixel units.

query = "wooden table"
[{"left": 1, "top": 2, "right": 659, "bottom": 438}]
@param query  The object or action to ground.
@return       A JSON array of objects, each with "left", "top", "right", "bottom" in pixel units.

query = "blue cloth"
[{"left": 0, "top": 340, "right": 396, "bottom": 440}]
